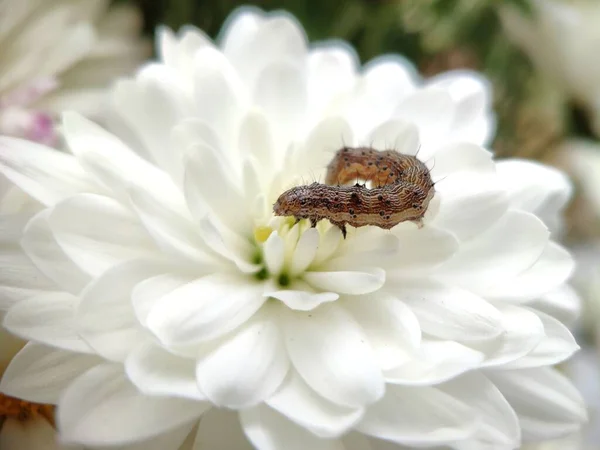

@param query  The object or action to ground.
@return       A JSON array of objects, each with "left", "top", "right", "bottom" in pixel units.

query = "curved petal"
[
  {"left": 478, "top": 305, "right": 545, "bottom": 368},
  {"left": 429, "top": 142, "right": 494, "bottom": 178},
  {"left": 289, "top": 228, "right": 320, "bottom": 276},
  {"left": 441, "top": 372, "right": 520, "bottom": 449},
  {"left": 499, "top": 309, "right": 579, "bottom": 369},
  {"left": 0, "top": 136, "right": 98, "bottom": 206},
  {"left": 48, "top": 194, "right": 157, "bottom": 277},
  {"left": 127, "top": 183, "right": 220, "bottom": 268},
  {"left": 282, "top": 304, "right": 384, "bottom": 408},
  {"left": 146, "top": 274, "right": 267, "bottom": 346},
  {"left": 0, "top": 343, "right": 101, "bottom": 404},
  {"left": 266, "top": 286, "right": 339, "bottom": 312},
  {"left": 4, "top": 291, "right": 93, "bottom": 353},
  {"left": 21, "top": 209, "right": 91, "bottom": 293},
  {"left": 77, "top": 260, "right": 168, "bottom": 361},
  {"left": 483, "top": 242, "right": 575, "bottom": 302},
  {"left": 132, "top": 273, "right": 196, "bottom": 327},
  {"left": 253, "top": 61, "right": 307, "bottom": 148},
  {"left": 125, "top": 342, "right": 205, "bottom": 401},
  {"left": 343, "top": 293, "right": 421, "bottom": 371},
  {"left": 356, "top": 384, "right": 477, "bottom": 445},
  {"left": 263, "top": 231, "right": 285, "bottom": 276},
  {"left": 487, "top": 367, "right": 587, "bottom": 441},
  {"left": 438, "top": 210, "right": 549, "bottom": 288},
  {"left": 196, "top": 314, "right": 289, "bottom": 408},
  {"left": 393, "top": 280, "right": 504, "bottom": 341},
  {"left": 266, "top": 371, "right": 363, "bottom": 438},
  {"left": 528, "top": 285, "right": 581, "bottom": 326},
  {"left": 384, "top": 340, "right": 484, "bottom": 386},
  {"left": 240, "top": 404, "right": 344, "bottom": 450},
  {"left": 431, "top": 175, "right": 509, "bottom": 241},
  {"left": 62, "top": 112, "right": 182, "bottom": 203},
  {"left": 58, "top": 364, "right": 208, "bottom": 446},
  {"left": 304, "top": 267, "right": 385, "bottom": 296},
  {"left": 366, "top": 120, "right": 419, "bottom": 155}
]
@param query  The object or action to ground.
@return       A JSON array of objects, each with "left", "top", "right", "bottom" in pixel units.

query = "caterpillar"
[{"left": 273, "top": 147, "right": 435, "bottom": 238}]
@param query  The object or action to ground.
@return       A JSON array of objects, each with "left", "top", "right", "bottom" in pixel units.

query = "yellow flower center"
[
  {"left": 0, "top": 393, "right": 55, "bottom": 426},
  {"left": 253, "top": 225, "right": 273, "bottom": 243}
]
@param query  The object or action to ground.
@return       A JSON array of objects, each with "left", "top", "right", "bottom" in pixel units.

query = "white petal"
[
  {"left": 387, "top": 226, "right": 458, "bottom": 271},
  {"left": 499, "top": 309, "right": 579, "bottom": 369},
  {"left": 528, "top": 285, "right": 581, "bottom": 326},
  {"left": 62, "top": 112, "right": 181, "bottom": 203},
  {"left": 393, "top": 89, "right": 455, "bottom": 159},
  {"left": 282, "top": 304, "right": 384, "bottom": 408},
  {"left": 225, "top": 12, "right": 307, "bottom": 89},
  {"left": 297, "top": 117, "right": 353, "bottom": 177},
  {"left": 384, "top": 340, "right": 484, "bottom": 386},
  {"left": 442, "top": 372, "right": 520, "bottom": 449},
  {"left": 348, "top": 57, "right": 417, "bottom": 135},
  {"left": 487, "top": 368, "right": 587, "bottom": 441},
  {"left": 0, "top": 343, "right": 100, "bottom": 404},
  {"left": 253, "top": 61, "right": 307, "bottom": 146},
  {"left": 478, "top": 305, "right": 545, "bottom": 368},
  {"left": 266, "top": 371, "right": 363, "bottom": 438},
  {"left": 192, "top": 47, "right": 244, "bottom": 144},
  {"left": 237, "top": 110, "right": 275, "bottom": 172},
  {"left": 127, "top": 183, "right": 219, "bottom": 268},
  {"left": 196, "top": 315, "right": 289, "bottom": 408},
  {"left": 48, "top": 194, "right": 157, "bottom": 277},
  {"left": 197, "top": 217, "right": 259, "bottom": 274},
  {"left": 132, "top": 273, "right": 196, "bottom": 327},
  {"left": 356, "top": 384, "right": 477, "bottom": 445},
  {"left": 496, "top": 159, "right": 572, "bottom": 219},
  {"left": 77, "top": 260, "right": 168, "bottom": 361},
  {"left": 438, "top": 211, "right": 549, "bottom": 288},
  {"left": 304, "top": 267, "right": 385, "bottom": 295},
  {"left": 431, "top": 175, "right": 509, "bottom": 241},
  {"left": 263, "top": 231, "right": 285, "bottom": 275},
  {"left": 343, "top": 293, "right": 421, "bottom": 370},
  {"left": 4, "top": 292, "right": 92, "bottom": 353},
  {"left": 394, "top": 280, "right": 503, "bottom": 341},
  {"left": 146, "top": 274, "right": 266, "bottom": 346},
  {"left": 125, "top": 342, "right": 205, "bottom": 401},
  {"left": 366, "top": 120, "right": 419, "bottom": 155},
  {"left": 183, "top": 145, "right": 247, "bottom": 232},
  {"left": 0, "top": 251, "right": 54, "bottom": 291},
  {"left": 0, "top": 136, "right": 97, "bottom": 206},
  {"left": 241, "top": 404, "right": 344, "bottom": 450},
  {"left": 307, "top": 45, "right": 357, "bottom": 117},
  {"left": 21, "top": 209, "right": 91, "bottom": 293},
  {"left": 267, "top": 286, "right": 339, "bottom": 311},
  {"left": 483, "top": 242, "right": 575, "bottom": 302},
  {"left": 429, "top": 142, "right": 494, "bottom": 178},
  {"left": 192, "top": 408, "right": 254, "bottom": 450},
  {"left": 289, "top": 228, "right": 320, "bottom": 276},
  {"left": 58, "top": 364, "right": 208, "bottom": 446}
]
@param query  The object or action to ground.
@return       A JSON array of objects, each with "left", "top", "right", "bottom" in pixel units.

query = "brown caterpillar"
[{"left": 273, "top": 147, "right": 435, "bottom": 238}]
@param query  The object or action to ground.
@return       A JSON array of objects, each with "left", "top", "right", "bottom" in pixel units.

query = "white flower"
[
  {"left": 0, "top": 0, "right": 150, "bottom": 145},
  {"left": 499, "top": 0, "right": 600, "bottom": 137},
  {"left": 0, "top": 6, "right": 586, "bottom": 450}
]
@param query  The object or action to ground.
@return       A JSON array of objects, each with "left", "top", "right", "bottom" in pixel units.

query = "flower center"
[{"left": 0, "top": 393, "right": 55, "bottom": 425}]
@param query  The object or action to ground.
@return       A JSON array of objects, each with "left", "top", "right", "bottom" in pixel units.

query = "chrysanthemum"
[
  {"left": 0, "top": 6, "right": 587, "bottom": 450},
  {"left": 0, "top": 0, "right": 150, "bottom": 145}
]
